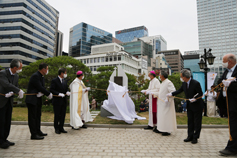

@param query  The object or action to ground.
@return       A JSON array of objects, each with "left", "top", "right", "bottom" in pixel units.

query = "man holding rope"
[
  {"left": 218, "top": 54, "right": 237, "bottom": 156},
  {"left": 167, "top": 69, "right": 204, "bottom": 144},
  {"left": 0, "top": 59, "right": 24, "bottom": 149}
]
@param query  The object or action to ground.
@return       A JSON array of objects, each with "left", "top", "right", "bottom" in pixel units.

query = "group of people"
[
  {"left": 141, "top": 53, "right": 237, "bottom": 156},
  {"left": 0, "top": 53, "right": 237, "bottom": 156},
  {"left": 0, "top": 60, "right": 93, "bottom": 149}
]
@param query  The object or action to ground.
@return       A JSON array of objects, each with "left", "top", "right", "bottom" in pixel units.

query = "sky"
[{"left": 46, "top": 0, "right": 199, "bottom": 54}]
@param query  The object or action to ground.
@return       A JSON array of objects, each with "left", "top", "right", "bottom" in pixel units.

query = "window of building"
[
  {"left": 98, "top": 57, "right": 100, "bottom": 63},
  {"left": 87, "top": 59, "right": 89, "bottom": 64},
  {"left": 94, "top": 58, "right": 97, "bottom": 63},
  {"left": 90, "top": 58, "right": 93, "bottom": 63},
  {"left": 109, "top": 56, "right": 112, "bottom": 61},
  {"left": 114, "top": 56, "right": 117, "bottom": 61},
  {"left": 106, "top": 57, "right": 108, "bottom": 62},
  {"left": 118, "top": 55, "right": 121, "bottom": 61}
]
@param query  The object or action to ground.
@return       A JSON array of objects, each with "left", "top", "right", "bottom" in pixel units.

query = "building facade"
[
  {"left": 55, "top": 30, "right": 63, "bottom": 56},
  {"left": 156, "top": 49, "right": 184, "bottom": 73},
  {"left": 183, "top": 54, "right": 201, "bottom": 74},
  {"left": 74, "top": 43, "right": 148, "bottom": 77},
  {"left": 0, "top": 0, "right": 59, "bottom": 67},
  {"left": 68, "top": 22, "right": 112, "bottom": 57},
  {"left": 115, "top": 26, "right": 148, "bottom": 43},
  {"left": 197, "top": 0, "right": 237, "bottom": 78},
  {"left": 154, "top": 54, "right": 172, "bottom": 75}
]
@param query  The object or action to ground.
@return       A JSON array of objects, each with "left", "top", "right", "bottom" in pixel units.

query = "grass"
[{"left": 12, "top": 107, "right": 228, "bottom": 125}]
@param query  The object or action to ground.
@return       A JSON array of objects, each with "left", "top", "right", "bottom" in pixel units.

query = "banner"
[
  {"left": 207, "top": 72, "right": 217, "bottom": 90},
  {"left": 193, "top": 72, "right": 205, "bottom": 99}
]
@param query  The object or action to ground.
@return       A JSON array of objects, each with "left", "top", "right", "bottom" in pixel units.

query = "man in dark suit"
[
  {"left": 25, "top": 63, "right": 52, "bottom": 140},
  {"left": 218, "top": 54, "right": 237, "bottom": 156},
  {"left": 50, "top": 68, "right": 70, "bottom": 134},
  {"left": 0, "top": 59, "right": 24, "bottom": 149},
  {"left": 167, "top": 69, "right": 204, "bottom": 144}
]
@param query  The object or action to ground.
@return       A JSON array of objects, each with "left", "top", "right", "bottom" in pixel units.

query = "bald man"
[{"left": 218, "top": 54, "right": 237, "bottom": 156}]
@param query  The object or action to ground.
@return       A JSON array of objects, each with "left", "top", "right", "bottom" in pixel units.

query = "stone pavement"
[{"left": 0, "top": 125, "right": 236, "bottom": 158}]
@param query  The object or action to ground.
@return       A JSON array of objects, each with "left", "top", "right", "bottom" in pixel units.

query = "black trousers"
[
  {"left": 27, "top": 102, "right": 42, "bottom": 136},
  {"left": 0, "top": 100, "right": 12, "bottom": 144},
  {"left": 225, "top": 111, "right": 237, "bottom": 152},
  {"left": 53, "top": 102, "right": 67, "bottom": 130},
  {"left": 187, "top": 108, "right": 203, "bottom": 139}
]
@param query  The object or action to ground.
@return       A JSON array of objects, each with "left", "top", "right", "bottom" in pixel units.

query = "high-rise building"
[
  {"left": 55, "top": 30, "right": 63, "bottom": 56},
  {"left": 115, "top": 26, "right": 148, "bottom": 43},
  {"left": 0, "top": 0, "right": 59, "bottom": 68},
  {"left": 183, "top": 54, "right": 201, "bottom": 74},
  {"left": 197, "top": 0, "right": 237, "bottom": 78},
  {"left": 68, "top": 22, "right": 112, "bottom": 57}
]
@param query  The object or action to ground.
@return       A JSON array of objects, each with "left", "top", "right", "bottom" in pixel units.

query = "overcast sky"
[{"left": 46, "top": 0, "right": 199, "bottom": 54}]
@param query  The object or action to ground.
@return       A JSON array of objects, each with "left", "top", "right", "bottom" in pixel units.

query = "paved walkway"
[{"left": 0, "top": 125, "right": 236, "bottom": 158}]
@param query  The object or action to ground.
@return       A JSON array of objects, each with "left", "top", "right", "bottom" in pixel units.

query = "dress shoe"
[
  {"left": 162, "top": 132, "right": 171, "bottom": 136},
  {"left": 6, "top": 140, "right": 15, "bottom": 146},
  {"left": 191, "top": 138, "right": 198, "bottom": 144},
  {"left": 81, "top": 124, "right": 87, "bottom": 129},
  {"left": 219, "top": 149, "right": 237, "bottom": 156},
  {"left": 60, "top": 129, "right": 67, "bottom": 133},
  {"left": 0, "top": 142, "right": 9, "bottom": 149},
  {"left": 184, "top": 137, "right": 193, "bottom": 142},
  {"left": 38, "top": 131, "right": 47, "bottom": 136},
  {"left": 55, "top": 130, "right": 61, "bottom": 134},
  {"left": 144, "top": 126, "right": 153, "bottom": 130},
  {"left": 31, "top": 135, "right": 44, "bottom": 140}
]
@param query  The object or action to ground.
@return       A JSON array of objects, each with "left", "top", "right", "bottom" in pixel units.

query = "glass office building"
[
  {"left": 120, "top": 40, "right": 153, "bottom": 66},
  {"left": 69, "top": 22, "right": 112, "bottom": 57},
  {"left": 115, "top": 26, "right": 148, "bottom": 43},
  {"left": 0, "top": 0, "right": 59, "bottom": 68},
  {"left": 197, "top": 0, "right": 237, "bottom": 78},
  {"left": 183, "top": 54, "right": 201, "bottom": 73}
]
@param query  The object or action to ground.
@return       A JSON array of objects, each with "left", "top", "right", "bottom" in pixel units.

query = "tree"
[{"left": 0, "top": 65, "right": 3, "bottom": 70}]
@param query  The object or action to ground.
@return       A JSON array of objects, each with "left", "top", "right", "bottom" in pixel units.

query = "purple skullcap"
[
  {"left": 76, "top": 71, "right": 83, "bottom": 75},
  {"left": 150, "top": 71, "right": 156, "bottom": 75}
]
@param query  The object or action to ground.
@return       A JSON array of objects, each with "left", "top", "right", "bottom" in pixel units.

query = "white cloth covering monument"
[{"left": 101, "top": 65, "right": 146, "bottom": 124}]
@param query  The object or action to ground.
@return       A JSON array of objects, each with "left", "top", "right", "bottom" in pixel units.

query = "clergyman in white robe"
[
  {"left": 69, "top": 77, "right": 93, "bottom": 129},
  {"left": 157, "top": 73, "right": 177, "bottom": 135},
  {"left": 141, "top": 71, "right": 160, "bottom": 129}
]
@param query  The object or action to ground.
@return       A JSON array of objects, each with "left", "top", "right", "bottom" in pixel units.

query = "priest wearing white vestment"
[
  {"left": 69, "top": 71, "right": 93, "bottom": 130},
  {"left": 141, "top": 71, "right": 160, "bottom": 131},
  {"left": 157, "top": 71, "right": 177, "bottom": 136}
]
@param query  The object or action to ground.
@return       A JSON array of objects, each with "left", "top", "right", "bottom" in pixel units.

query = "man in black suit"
[
  {"left": 218, "top": 54, "right": 237, "bottom": 156},
  {"left": 25, "top": 63, "right": 53, "bottom": 140},
  {"left": 0, "top": 59, "right": 24, "bottom": 149},
  {"left": 50, "top": 68, "right": 70, "bottom": 134},
  {"left": 167, "top": 69, "right": 204, "bottom": 144}
]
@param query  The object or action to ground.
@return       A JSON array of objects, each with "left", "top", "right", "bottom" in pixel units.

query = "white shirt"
[
  {"left": 9, "top": 68, "right": 14, "bottom": 75},
  {"left": 204, "top": 91, "right": 217, "bottom": 102},
  {"left": 58, "top": 76, "right": 63, "bottom": 83},
  {"left": 223, "top": 64, "right": 237, "bottom": 97}
]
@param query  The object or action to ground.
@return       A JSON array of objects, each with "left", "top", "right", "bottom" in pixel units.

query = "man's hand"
[
  {"left": 145, "top": 91, "right": 150, "bottom": 95},
  {"left": 18, "top": 89, "right": 24, "bottom": 99},
  {"left": 66, "top": 92, "right": 71, "bottom": 96},
  {"left": 222, "top": 80, "right": 232, "bottom": 87},
  {"left": 189, "top": 98, "right": 196, "bottom": 103},
  {"left": 165, "top": 98, "right": 169, "bottom": 103},
  {"left": 141, "top": 90, "right": 146, "bottom": 93},
  {"left": 47, "top": 93, "right": 53, "bottom": 100},
  {"left": 5, "top": 92, "right": 14, "bottom": 98},
  {"left": 82, "top": 89, "right": 86, "bottom": 93},
  {"left": 86, "top": 87, "right": 90, "bottom": 91},
  {"left": 37, "top": 92, "right": 44, "bottom": 98},
  {"left": 58, "top": 93, "right": 65, "bottom": 98},
  {"left": 166, "top": 93, "right": 172, "bottom": 97}
]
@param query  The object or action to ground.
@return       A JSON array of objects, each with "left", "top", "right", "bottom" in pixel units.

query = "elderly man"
[
  {"left": 69, "top": 71, "right": 93, "bottom": 130},
  {"left": 167, "top": 69, "right": 204, "bottom": 144},
  {"left": 157, "top": 71, "right": 177, "bottom": 136},
  {"left": 141, "top": 71, "right": 160, "bottom": 131},
  {"left": 0, "top": 59, "right": 24, "bottom": 149},
  {"left": 217, "top": 54, "right": 237, "bottom": 156}
]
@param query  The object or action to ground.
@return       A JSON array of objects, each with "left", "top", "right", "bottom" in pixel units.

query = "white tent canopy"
[{"left": 102, "top": 81, "right": 146, "bottom": 124}]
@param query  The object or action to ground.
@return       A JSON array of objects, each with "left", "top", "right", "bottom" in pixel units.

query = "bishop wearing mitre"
[{"left": 69, "top": 71, "right": 93, "bottom": 130}]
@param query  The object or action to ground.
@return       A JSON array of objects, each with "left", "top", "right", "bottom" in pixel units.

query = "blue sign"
[{"left": 193, "top": 72, "right": 205, "bottom": 99}]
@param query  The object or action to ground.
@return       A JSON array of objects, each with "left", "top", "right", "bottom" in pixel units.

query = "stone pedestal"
[{"left": 100, "top": 106, "right": 114, "bottom": 117}]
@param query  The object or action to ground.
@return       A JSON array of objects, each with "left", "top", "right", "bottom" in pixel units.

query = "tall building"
[
  {"left": 120, "top": 40, "right": 153, "bottom": 66},
  {"left": 183, "top": 54, "right": 201, "bottom": 73},
  {"left": 68, "top": 22, "right": 112, "bottom": 57},
  {"left": 197, "top": 0, "right": 237, "bottom": 78},
  {"left": 55, "top": 30, "right": 63, "bottom": 56},
  {"left": 0, "top": 0, "right": 59, "bottom": 68},
  {"left": 156, "top": 49, "right": 184, "bottom": 73},
  {"left": 115, "top": 26, "right": 148, "bottom": 43}
]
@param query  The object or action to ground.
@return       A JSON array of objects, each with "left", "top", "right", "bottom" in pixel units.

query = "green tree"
[{"left": 0, "top": 65, "right": 3, "bottom": 70}]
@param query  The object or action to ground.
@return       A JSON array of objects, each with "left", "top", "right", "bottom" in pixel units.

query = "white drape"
[{"left": 102, "top": 81, "right": 146, "bottom": 124}]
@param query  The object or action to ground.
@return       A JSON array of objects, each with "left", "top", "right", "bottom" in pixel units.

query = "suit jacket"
[
  {"left": 50, "top": 77, "right": 68, "bottom": 105},
  {"left": 0, "top": 69, "right": 20, "bottom": 108},
  {"left": 172, "top": 79, "right": 204, "bottom": 111},
  {"left": 217, "top": 65, "right": 237, "bottom": 112},
  {"left": 25, "top": 71, "right": 50, "bottom": 106}
]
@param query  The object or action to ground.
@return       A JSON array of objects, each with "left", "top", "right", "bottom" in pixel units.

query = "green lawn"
[{"left": 12, "top": 107, "right": 228, "bottom": 125}]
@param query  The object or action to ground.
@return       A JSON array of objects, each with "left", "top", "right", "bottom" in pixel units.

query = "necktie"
[{"left": 11, "top": 75, "right": 14, "bottom": 83}]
